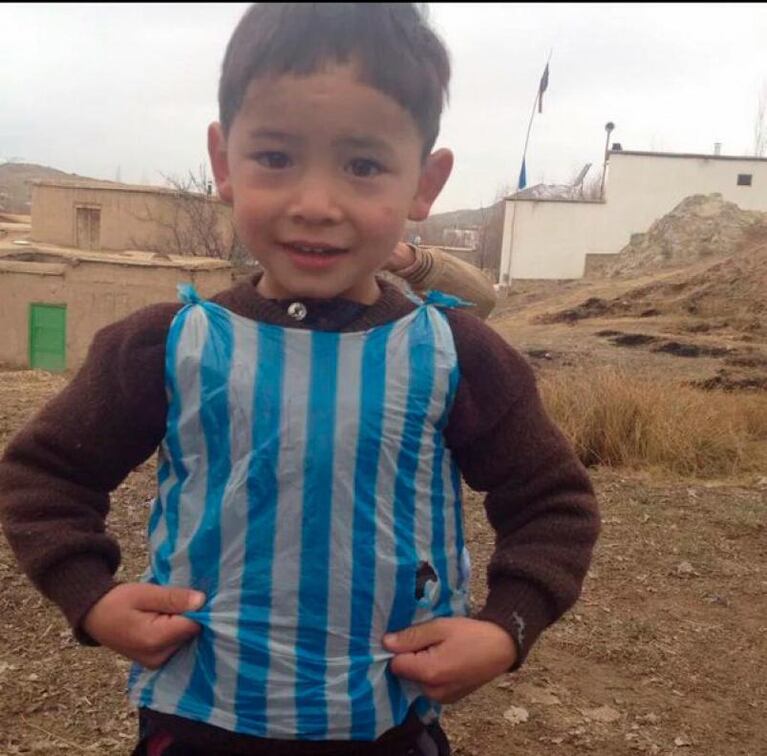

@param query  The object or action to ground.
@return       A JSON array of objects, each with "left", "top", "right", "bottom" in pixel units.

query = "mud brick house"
[
  {"left": 29, "top": 179, "right": 234, "bottom": 257},
  {"left": 0, "top": 245, "right": 231, "bottom": 372}
]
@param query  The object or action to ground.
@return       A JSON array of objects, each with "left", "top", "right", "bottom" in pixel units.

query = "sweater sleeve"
[
  {"left": 398, "top": 245, "right": 497, "bottom": 320},
  {"left": 0, "top": 302, "right": 179, "bottom": 640},
  {"left": 444, "top": 309, "right": 600, "bottom": 668}
]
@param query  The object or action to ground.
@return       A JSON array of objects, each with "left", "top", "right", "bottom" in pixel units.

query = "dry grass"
[{"left": 539, "top": 366, "right": 767, "bottom": 477}]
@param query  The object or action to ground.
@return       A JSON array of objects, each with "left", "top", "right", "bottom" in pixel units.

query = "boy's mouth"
[
  {"left": 282, "top": 241, "right": 348, "bottom": 257},
  {"left": 281, "top": 241, "right": 349, "bottom": 270}
]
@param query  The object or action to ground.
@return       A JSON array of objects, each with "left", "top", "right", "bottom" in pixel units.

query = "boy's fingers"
[
  {"left": 389, "top": 650, "right": 440, "bottom": 685},
  {"left": 383, "top": 619, "right": 447, "bottom": 653},
  {"left": 133, "top": 584, "right": 206, "bottom": 615},
  {"left": 146, "top": 613, "right": 203, "bottom": 650},
  {"left": 140, "top": 639, "right": 192, "bottom": 670}
]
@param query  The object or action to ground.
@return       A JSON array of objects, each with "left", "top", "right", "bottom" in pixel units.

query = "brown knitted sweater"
[{"left": 0, "top": 275, "right": 599, "bottom": 754}]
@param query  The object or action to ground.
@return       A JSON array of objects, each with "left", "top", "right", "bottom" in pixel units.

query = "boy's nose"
[{"left": 288, "top": 177, "right": 344, "bottom": 225}]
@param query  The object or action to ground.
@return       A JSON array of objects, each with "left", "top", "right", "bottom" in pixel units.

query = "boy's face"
[{"left": 208, "top": 64, "right": 452, "bottom": 303}]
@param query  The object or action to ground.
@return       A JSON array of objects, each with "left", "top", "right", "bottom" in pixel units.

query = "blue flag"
[{"left": 518, "top": 159, "right": 527, "bottom": 190}]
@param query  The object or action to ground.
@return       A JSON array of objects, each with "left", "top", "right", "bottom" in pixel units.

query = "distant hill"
[
  {"left": 0, "top": 162, "right": 102, "bottom": 213},
  {"left": 406, "top": 204, "right": 497, "bottom": 243}
]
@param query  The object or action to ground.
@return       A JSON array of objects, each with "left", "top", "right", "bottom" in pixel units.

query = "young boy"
[{"left": 0, "top": 4, "right": 599, "bottom": 755}]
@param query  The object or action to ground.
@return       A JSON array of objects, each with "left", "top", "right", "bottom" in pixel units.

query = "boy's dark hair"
[{"left": 218, "top": 3, "right": 450, "bottom": 155}]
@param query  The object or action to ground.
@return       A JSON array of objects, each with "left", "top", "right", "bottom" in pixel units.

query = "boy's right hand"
[{"left": 81, "top": 583, "right": 206, "bottom": 669}]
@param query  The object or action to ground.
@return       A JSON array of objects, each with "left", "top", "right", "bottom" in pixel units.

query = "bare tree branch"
[
  {"left": 159, "top": 167, "right": 238, "bottom": 260},
  {"left": 475, "top": 184, "right": 510, "bottom": 275},
  {"left": 122, "top": 165, "right": 241, "bottom": 260}
]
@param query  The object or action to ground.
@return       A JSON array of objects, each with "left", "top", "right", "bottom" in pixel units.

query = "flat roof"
[
  {"left": 609, "top": 149, "right": 767, "bottom": 163},
  {"left": 505, "top": 195, "right": 605, "bottom": 205},
  {"left": 0, "top": 242, "right": 232, "bottom": 271},
  {"left": 31, "top": 179, "right": 225, "bottom": 201},
  {"left": 0, "top": 260, "right": 66, "bottom": 276}
]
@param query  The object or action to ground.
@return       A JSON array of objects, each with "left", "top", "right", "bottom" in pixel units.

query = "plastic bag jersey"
[{"left": 128, "top": 288, "right": 470, "bottom": 741}]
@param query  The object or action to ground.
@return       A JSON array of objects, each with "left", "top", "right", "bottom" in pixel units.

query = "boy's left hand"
[{"left": 383, "top": 617, "right": 517, "bottom": 704}]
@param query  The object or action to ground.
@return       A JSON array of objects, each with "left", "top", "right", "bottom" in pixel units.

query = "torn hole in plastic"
[{"left": 415, "top": 561, "right": 439, "bottom": 606}]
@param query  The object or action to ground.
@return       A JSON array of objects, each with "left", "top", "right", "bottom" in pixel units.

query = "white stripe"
[
  {"left": 146, "top": 457, "right": 174, "bottom": 566},
  {"left": 264, "top": 327, "right": 312, "bottom": 737}
]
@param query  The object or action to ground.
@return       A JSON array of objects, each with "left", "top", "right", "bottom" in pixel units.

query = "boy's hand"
[
  {"left": 383, "top": 617, "right": 517, "bottom": 704},
  {"left": 82, "top": 583, "right": 206, "bottom": 669}
]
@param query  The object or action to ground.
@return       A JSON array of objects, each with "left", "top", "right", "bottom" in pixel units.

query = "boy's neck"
[
  {"left": 232, "top": 272, "right": 416, "bottom": 333},
  {"left": 255, "top": 272, "right": 382, "bottom": 306}
]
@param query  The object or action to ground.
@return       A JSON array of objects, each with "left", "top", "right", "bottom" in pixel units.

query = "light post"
[{"left": 600, "top": 121, "right": 615, "bottom": 200}]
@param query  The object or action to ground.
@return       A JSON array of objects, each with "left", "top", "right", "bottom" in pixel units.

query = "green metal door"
[{"left": 29, "top": 304, "right": 67, "bottom": 372}]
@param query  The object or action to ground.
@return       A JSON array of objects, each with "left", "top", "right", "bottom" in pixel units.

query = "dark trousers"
[{"left": 132, "top": 710, "right": 451, "bottom": 756}]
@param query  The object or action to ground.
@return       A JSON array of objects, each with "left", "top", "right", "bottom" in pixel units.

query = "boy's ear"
[
  {"left": 207, "top": 122, "right": 233, "bottom": 204},
  {"left": 408, "top": 148, "right": 453, "bottom": 222}
]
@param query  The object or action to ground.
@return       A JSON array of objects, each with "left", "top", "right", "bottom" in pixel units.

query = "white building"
[
  {"left": 499, "top": 150, "right": 767, "bottom": 282},
  {"left": 442, "top": 227, "right": 479, "bottom": 249}
]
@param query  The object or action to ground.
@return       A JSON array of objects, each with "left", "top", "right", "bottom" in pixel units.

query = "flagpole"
[
  {"left": 519, "top": 56, "right": 549, "bottom": 179},
  {"left": 503, "top": 50, "right": 553, "bottom": 288}
]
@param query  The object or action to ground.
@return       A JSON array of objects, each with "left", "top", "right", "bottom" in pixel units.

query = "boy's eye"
[
  {"left": 253, "top": 151, "right": 292, "bottom": 169},
  {"left": 346, "top": 158, "right": 385, "bottom": 178}
]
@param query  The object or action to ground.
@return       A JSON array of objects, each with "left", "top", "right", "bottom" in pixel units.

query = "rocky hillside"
[{"left": 605, "top": 193, "right": 767, "bottom": 277}]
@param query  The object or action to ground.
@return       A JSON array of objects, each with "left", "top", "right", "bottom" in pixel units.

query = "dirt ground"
[{"left": 1, "top": 279, "right": 766, "bottom": 755}]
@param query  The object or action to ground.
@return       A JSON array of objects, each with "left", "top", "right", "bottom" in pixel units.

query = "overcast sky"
[{"left": 2, "top": 3, "right": 766, "bottom": 213}]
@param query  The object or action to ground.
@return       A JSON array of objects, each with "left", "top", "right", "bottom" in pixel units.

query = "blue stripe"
[
  {"left": 415, "top": 312, "right": 460, "bottom": 725},
  {"left": 348, "top": 323, "right": 395, "bottom": 739},
  {"left": 429, "top": 430, "right": 451, "bottom": 618},
  {"left": 127, "top": 662, "right": 142, "bottom": 691},
  {"left": 138, "top": 305, "right": 193, "bottom": 709},
  {"left": 157, "top": 459, "right": 172, "bottom": 486},
  {"left": 415, "top": 695, "right": 438, "bottom": 721},
  {"left": 443, "top": 335, "right": 462, "bottom": 427},
  {"left": 385, "top": 309, "right": 436, "bottom": 724},
  {"left": 234, "top": 323, "right": 285, "bottom": 733},
  {"left": 178, "top": 304, "right": 235, "bottom": 717},
  {"left": 295, "top": 331, "right": 340, "bottom": 738}
]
